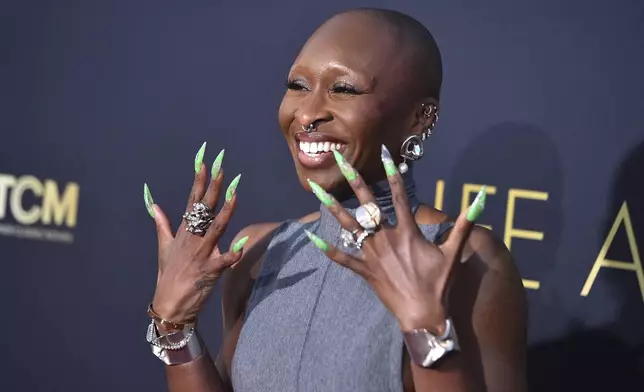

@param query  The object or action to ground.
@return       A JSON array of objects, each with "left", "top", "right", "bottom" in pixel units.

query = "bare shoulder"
[
  {"left": 450, "top": 226, "right": 528, "bottom": 391},
  {"left": 461, "top": 226, "right": 522, "bottom": 280}
]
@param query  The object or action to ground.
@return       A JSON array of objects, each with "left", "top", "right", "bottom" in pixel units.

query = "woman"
[{"left": 143, "top": 8, "right": 527, "bottom": 392}]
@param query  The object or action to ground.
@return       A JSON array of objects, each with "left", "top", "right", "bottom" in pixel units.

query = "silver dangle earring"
[{"left": 398, "top": 104, "right": 438, "bottom": 173}]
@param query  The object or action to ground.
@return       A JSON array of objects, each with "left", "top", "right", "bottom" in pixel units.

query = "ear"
[
  {"left": 407, "top": 97, "right": 439, "bottom": 137},
  {"left": 417, "top": 97, "right": 439, "bottom": 134}
]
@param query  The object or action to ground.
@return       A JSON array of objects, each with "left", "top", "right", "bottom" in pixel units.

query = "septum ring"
[
  {"left": 302, "top": 124, "right": 315, "bottom": 133},
  {"left": 182, "top": 201, "right": 214, "bottom": 236}
]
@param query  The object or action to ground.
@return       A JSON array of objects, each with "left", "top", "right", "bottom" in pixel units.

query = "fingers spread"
[
  {"left": 445, "top": 186, "right": 487, "bottom": 252},
  {"left": 308, "top": 179, "right": 363, "bottom": 233},
  {"left": 304, "top": 230, "right": 368, "bottom": 277},
  {"left": 380, "top": 145, "right": 414, "bottom": 228},
  {"left": 202, "top": 175, "right": 240, "bottom": 247},
  {"left": 332, "top": 150, "right": 376, "bottom": 206},
  {"left": 202, "top": 149, "right": 225, "bottom": 210},
  {"left": 178, "top": 142, "right": 210, "bottom": 232}
]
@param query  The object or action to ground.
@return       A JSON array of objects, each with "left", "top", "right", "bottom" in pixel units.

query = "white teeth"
[{"left": 299, "top": 141, "right": 346, "bottom": 155}]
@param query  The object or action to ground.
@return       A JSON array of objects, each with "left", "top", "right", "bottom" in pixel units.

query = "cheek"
[{"left": 278, "top": 95, "right": 294, "bottom": 135}]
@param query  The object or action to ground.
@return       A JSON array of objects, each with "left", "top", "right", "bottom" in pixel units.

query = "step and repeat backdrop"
[{"left": 1, "top": 1, "right": 642, "bottom": 391}]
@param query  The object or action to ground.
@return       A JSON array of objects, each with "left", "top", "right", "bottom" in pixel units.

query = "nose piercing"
[{"left": 302, "top": 124, "right": 315, "bottom": 133}]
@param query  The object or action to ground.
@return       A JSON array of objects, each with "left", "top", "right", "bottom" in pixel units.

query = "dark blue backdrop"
[{"left": 1, "top": 1, "right": 643, "bottom": 391}]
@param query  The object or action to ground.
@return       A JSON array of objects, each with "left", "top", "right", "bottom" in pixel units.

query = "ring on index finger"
[
  {"left": 182, "top": 201, "right": 214, "bottom": 236},
  {"left": 355, "top": 202, "right": 382, "bottom": 231}
]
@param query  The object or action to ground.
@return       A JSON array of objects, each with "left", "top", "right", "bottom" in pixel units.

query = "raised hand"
[
  {"left": 143, "top": 143, "right": 249, "bottom": 329},
  {"left": 304, "top": 145, "right": 486, "bottom": 333}
]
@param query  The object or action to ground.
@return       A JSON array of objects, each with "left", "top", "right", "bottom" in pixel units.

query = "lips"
[{"left": 294, "top": 132, "right": 347, "bottom": 169}]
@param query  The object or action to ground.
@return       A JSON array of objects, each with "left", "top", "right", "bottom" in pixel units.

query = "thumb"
[
  {"left": 151, "top": 204, "right": 174, "bottom": 247},
  {"left": 144, "top": 183, "right": 173, "bottom": 246}
]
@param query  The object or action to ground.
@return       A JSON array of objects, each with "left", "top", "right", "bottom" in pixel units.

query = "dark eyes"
[{"left": 285, "top": 79, "right": 362, "bottom": 95}]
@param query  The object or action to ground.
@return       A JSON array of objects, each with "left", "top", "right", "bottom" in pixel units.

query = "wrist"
[
  {"left": 398, "top": 304, "right": 448, "bottom": 334},
  {"left": 149, "top": 301, "right": 197, "bottom": 332}
]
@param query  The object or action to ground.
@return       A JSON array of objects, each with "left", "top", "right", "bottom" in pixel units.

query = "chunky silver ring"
[
  {"left": 355, "top": 229, "right": 375, "bottom": 250},
  {"left": 182, "top": 201, "right": 214, "bottom": 236},
  {"left": 302, "top": 124, "right": 315, "bottom": 133},
  {"left": 340, "top": 228, "right": 361, "bottom": 248},
  {"left": 355, "top": 202, "right": 382, "bottom": 230}
]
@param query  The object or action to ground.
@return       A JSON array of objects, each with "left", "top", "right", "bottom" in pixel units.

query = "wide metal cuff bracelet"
[
  {"left": 403, "top": 318, "right": 459, "bottom": 368},
  {"left": 147, "top": 321, "right": 203, "bottom": 366}
]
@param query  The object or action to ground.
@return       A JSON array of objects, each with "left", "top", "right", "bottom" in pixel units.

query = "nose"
[{"left": 295, "top": 90, "right": 332, "bottom": 129}]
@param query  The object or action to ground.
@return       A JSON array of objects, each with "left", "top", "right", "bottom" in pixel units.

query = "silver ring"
[
  {"left": 355, "top": 229, "right": 374, "bottom": 250},
  {"left": 340, "top": 228, "right": 361, "bottom": 248},
  {"left": 355, "top": 202, "right": 382, "bottom": 230},
  {"left": 182, "top": 201, "right": 214, "bottom": 236},
  {"left": 302, "top": 124, "right": 315, "bottom": 133}
]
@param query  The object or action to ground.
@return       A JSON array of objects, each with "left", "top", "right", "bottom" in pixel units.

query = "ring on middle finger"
[
  {"left": 355, "top": 202, "right": 381, "bottom": 230},
  {"left": 340, "top": 228, "right": 361, "bottom": 248},
  {"left": 182, "top": 201, "right": 215, "bottom": 236},
  {"left": 355, "top": 229, "right": 375, "bottom": 250}
]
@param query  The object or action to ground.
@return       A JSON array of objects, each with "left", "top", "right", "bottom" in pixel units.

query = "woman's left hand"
[{"left": 305, "top": 145, "right": 486, "bottom": 333}]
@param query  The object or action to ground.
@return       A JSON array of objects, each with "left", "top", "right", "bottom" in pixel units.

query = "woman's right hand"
[{"left": 143, "top": 143, "right": 249, "bottom": 328}]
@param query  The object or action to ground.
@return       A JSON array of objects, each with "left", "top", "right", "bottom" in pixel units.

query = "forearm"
[
  {"left": 165, "top": 350, "right": 230, "bottom": 392},
  {"left": 410, "top": 356, "right": 477, "bottom": 392}
]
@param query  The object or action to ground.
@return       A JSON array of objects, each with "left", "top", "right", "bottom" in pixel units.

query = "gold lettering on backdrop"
[
  {"left": 505, "top": 189, "right": 548, "bottom": 290},
  {"left": 0, "top": 174, "right": 17, "bottom": 220},
  {"left": 580, "top": 202, "right": 644, "bottom": 301},
  {"left": 41, "top": 180, "right": 79, "bottom": 227},
  {"left": 0, "top": 173, "right": 80, "bottom": 243},
  {"left": 434, "top": 181, "right": 547, "bottom": 290},
  {"left": 461, "top": 183, "right": 497, "bottom": 230},
  {"left": 10, "top": 175, "right": 43, "bottom": 225},
  {"left": 434, "top": 180, "right": 445, "bottom": 211}
]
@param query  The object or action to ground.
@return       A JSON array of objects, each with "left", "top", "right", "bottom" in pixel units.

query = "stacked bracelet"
[{"left": 146, "top": 306, "right": 203, "bottom": 365}]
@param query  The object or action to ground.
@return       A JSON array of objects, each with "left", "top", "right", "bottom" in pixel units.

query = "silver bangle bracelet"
[{"left": 146, "top": 320, "right": 204, "bottom": 365}]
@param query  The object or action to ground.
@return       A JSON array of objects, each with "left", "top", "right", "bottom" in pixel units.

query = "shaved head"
[{"left": 326, "top": 8, "right": 443, "bottom": 101}]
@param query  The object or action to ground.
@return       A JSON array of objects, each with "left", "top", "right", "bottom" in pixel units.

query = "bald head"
[{"left": 324, "top": 8, "right": 443, "bottom": 101}]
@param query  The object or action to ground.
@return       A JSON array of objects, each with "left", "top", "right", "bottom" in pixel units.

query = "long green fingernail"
[
  {"left": 194, "top": 141, "right": 207, "bottom": 173},
  {"left": 305, "top": 230, "right": 329, "bottom": 253},
  {"left": 307, "top": 179, "right": 333, "bottom": 206},
  {"left": 332, "top": 150, "right": 357, "bottom": 182},
  {"left": 466, "top": 186, "right": 487, "bottom": 222},
  {"left": 211, "top": 149, "right": 225, "bottom": 179},
  {"left": 226, "top": 174, "right": 241, "bottom": 202},
  {"left": 143, "top": 183, "right": 155, "bottom": 218},
  {"left": 381, "top": 145, "right": 398, "bottom": 177},
  {"left": 232, "top": 236, "right": 249, "bottom": 253}
]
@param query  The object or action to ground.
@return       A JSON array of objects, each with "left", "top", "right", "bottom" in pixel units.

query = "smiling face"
[{"left": 278, "top": 12, "right": 434, "bottom": 197}]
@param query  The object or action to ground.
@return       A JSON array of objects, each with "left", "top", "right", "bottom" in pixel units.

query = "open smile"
[{"left": 295, "top": 132, "right": 347, "bottom": 169}]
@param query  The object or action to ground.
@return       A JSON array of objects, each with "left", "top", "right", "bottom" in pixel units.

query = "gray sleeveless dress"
[{"left": 231, "top": 173, "right": 453, "bottom": 392}]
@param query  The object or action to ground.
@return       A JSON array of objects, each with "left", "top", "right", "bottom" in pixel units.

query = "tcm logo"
[{"left": 0, "top": 173, "right": 79, "bottom": 243}]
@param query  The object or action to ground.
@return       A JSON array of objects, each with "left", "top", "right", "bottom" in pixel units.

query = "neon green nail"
[
  {"left": 466, "top": 186, "right": 487, "bottom": 222},
  {"left": 305, "top": 230, "right": 329, "bottom": 253},
  {"left": 143, "top": 183, "right": 155, "bottom": 218},
  {"left": 211, "top": 149, "right": 225, "bottom": 179},
  {"left": 381, "top": 145, "right": 397, "bottom": 177},
  {"left": 194, "top": 141, "right": 207, "bottom": 173},
  {"left": 307, "top": 179, "right": 333, "bottom": 206},
  {"left": 232, "top": 236, "right": 249, "bottom": 253},
  {"left": 226, "top": 174, "right": 241, "bottom": 202},
  {"left": 332, "top": 150, "right": 357, "bottom": 182}
]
